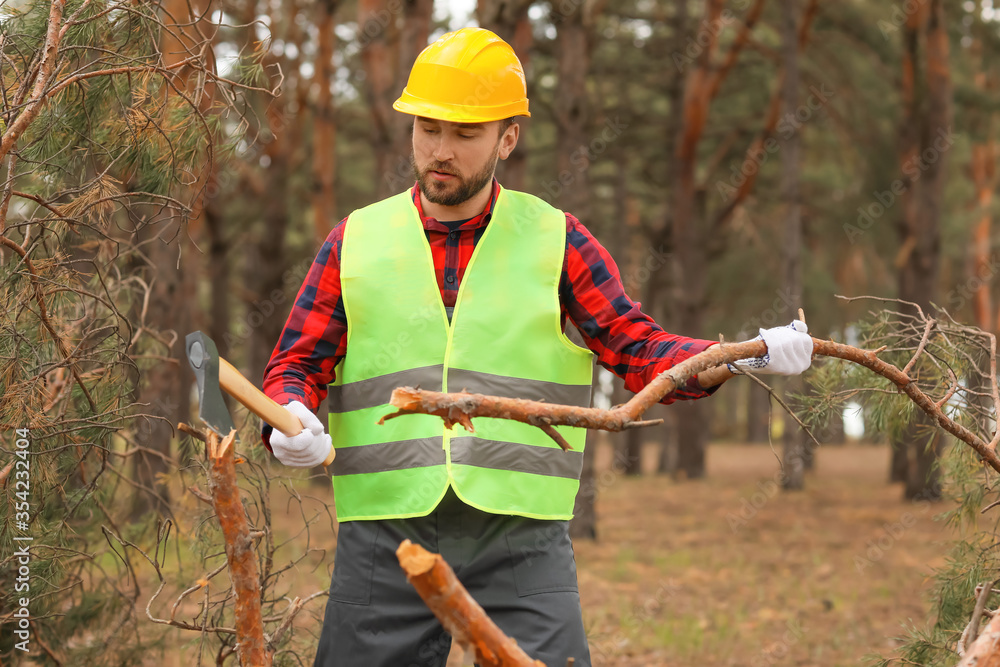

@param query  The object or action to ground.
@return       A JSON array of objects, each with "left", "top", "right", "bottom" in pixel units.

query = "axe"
[{"left": 185, "top": 331, "right": 336, "bottom": 467}]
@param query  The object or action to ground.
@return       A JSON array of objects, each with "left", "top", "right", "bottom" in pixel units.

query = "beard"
[{"left": 411, "top": 142, "right": 501, "bottom": 207}]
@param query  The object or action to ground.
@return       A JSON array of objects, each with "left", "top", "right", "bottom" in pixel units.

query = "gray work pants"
[{"left": 313, "top": 487, "right": 591, "bottom": 666}]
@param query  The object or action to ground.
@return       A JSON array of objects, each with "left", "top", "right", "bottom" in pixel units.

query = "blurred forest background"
[{"left": 4, "top": 0, "right": 1000, "bottom": 665}]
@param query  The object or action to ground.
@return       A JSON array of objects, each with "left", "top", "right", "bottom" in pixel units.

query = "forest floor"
[
  {"left": 445, "top": 441, "right": 956, "bottom": 667},
  {"left": 138, "top": 441, "right": 958, "bottom": 667},
  {"left": 556, "top": 441, "right": 955, "bottom": 667}
]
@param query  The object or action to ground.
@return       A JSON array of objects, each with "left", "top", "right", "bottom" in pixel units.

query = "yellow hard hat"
[{"left": 393, "top": 27, "right": 530, "bottom": 123}]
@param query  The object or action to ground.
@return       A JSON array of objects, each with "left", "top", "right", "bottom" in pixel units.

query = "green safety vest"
[{"left": 328, "top": 187, "right": 594, "bottom": 521}]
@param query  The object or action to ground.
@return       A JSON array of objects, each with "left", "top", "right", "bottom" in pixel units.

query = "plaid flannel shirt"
[{"left": 262, "top": 181, "right": 718, "bottom": 446}]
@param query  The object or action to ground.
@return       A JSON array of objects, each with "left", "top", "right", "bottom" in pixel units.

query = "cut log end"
[{"left": 396, "top": 539, "right": 437, "bottom": 577}]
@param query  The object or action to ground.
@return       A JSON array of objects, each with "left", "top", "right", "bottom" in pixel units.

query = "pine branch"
[
  {"left": 386, "top": 326, "right": 1000, "bottom": 475},
  {"left": 0, "top": 0, "right": 67, "bottom": 162},
  {"left": 1, "top": 235, "right": 98, "bottom": 412},
  {"left": 957, "top": 597, "right": 1000, "bottom": 666}
]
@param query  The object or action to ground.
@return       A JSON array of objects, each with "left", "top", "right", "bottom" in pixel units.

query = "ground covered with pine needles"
[
  {"left": 564, "top": 442, "right": 954, "bottom": 667},
  {"left": 142, "top": 442, "right": 955, "bottom": 666}
]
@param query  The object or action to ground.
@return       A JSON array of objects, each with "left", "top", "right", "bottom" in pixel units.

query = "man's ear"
[{"left": 498, "top": 122, "right": 519, "bottom": 160}]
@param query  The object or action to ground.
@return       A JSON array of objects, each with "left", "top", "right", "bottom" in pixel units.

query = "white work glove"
[
  {"left": 269, "top": 401, "right": 333, "bottom": 468},
  {"left": 731, "top": 320, "right": 813, "bottom": 375}
]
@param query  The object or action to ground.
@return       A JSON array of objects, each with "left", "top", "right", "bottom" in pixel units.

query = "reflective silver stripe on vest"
[
  {"left": 332, "top": 437, "right": 445, "bottom": 476},
  {"left": 332, "top": 437, "right": 582, "bottom": 479},
  {"left": 328, "top": 365, "right": 443, "bottom": 413},
  {"left": 450, "top": 436, "right": 583, "bottom": 479},
  {"left": 447, "top": 368, "right": 592, "bottom": 406},
  {"left": 329, "top": 366, "right": 592, "bottom": 414}
]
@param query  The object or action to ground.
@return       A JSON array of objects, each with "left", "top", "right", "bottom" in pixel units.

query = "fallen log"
[{"left": 396, "top": 539, "right": 547, "bottom": 667}]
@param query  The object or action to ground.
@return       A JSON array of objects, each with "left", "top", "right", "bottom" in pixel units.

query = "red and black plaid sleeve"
[
  {"left": 560, "top": 213, "right": 719, "bottom": 403},
  {"left": 261, "top": 219, "right": 349, "bottom": 412}
]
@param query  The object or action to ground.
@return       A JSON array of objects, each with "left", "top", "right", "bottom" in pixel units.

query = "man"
[{"left": 261, "top": 27, "right": 813, "bottom": 667}]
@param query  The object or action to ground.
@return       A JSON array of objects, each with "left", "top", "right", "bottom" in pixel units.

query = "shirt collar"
[{"left": 411, "top": 179, "right": 500, "bottom": 232}]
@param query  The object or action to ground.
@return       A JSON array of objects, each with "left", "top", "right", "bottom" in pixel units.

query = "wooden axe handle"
[{"left": 218, "top": 358, "right": 336, "bottom": 467}]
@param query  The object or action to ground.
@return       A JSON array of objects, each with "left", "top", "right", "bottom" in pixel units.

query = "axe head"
[{"left": 186, "top": 331, "right": 236, "bottom": 438}]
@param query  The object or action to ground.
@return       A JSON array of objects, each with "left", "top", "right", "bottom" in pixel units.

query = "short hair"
[{"left": 498, "top": 117, "right": 517, "bottom": 136}]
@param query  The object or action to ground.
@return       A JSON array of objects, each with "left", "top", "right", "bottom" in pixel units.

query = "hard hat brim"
[{"left": 393, "top": 92, "right": 530, "bottom": 124}]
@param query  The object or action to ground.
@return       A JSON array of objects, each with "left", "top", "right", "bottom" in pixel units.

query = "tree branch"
[
  {"left": 386, "top": 334, "right": 1000, "bottom": 475},
  {"left": 1, "top": 235, "right": 98, "bottom": 412},
  {"left": 177, "top": 424, "right": 270, "bottom": 666},
  {"left": 958, "top": 578, "right": 1000, "bottom": 657},
  {"left": 705, "top": 0, "right": 768, "bottom": 103},
  {"left": 0, "top": 0, "right": 66, "bottom": 163},
  {"left": 958, "top": 592, "right": 1000, "bottom": 666}
]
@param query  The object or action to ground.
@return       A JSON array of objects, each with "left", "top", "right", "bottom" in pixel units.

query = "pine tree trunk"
[
  {"left": 967, "top": 5, "right": 997, "bottom": 334},
  {"left": 611, "top": 378, "right": 642, "bottom": 475},
  {"left": 246, "top": 99, "right": 292, "bottom": 386},
  {"left": 779, "top": 0, "right": 806, "bottom": 491},
  {"left": 674, "top": 402, "right": 706, "bottom": 479},
  {"left": 392, "top": 0, "right": 433, "bottom": 162},
  {"left": 746, "top": 382, "right": 771, "bottom": 442},
  {"left": 360, "top": 0, "right": 402, "bottom": 198},
  {"left": 551, "top": 2, "right": 593, "bottom": 217},
  {"left": 895, "top": 0, "right": 950, "bottom": 501},
  {"left": 205, "top": 191, "right": 230, "bottom": 360},
  {"left": 359, "top": 0, "right": 432, "bottom": 198},
  {"left": 131, "top": 222, "right": 183, "bottom": 518},
  {"left": 655, "top": 405, "right": 677, "bottom": 474},
  {"left": 971, "top": 141, "right": 995, "bottom": 332},
  {"left": 130, "top": 0, "right": 220, "bottom": 518},
  {"left": 312, "top": 0, "right": 338, "bottom": 245},
  {"left": 890, "top": 445, "right": 909, "bottom": 483},
  {"left": 905, "top": 428, "right": 942, "bottom": 501},
  {"left": 476, "top": 0, "right": 533, "bottom": 190},
  {"left": 570, "top": 375, "right": 600, "bottom": 540}
]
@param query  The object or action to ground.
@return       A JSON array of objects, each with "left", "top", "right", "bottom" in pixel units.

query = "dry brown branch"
[
  {"left": 386, "top": 335, "right": 1000, "bottom": 475},
  {"left": 0, "top": 460, "right": 14, "bottom": 485},
  {"left": 203, "top": 427, "right": 269, "bottom": 667},
  {"left": 1, "top": 154, "right": 17, "bottom": 235},
  {"left": 45, "top": 57, "right": 199, "bottom": 98},
  {"left": 936, "top": 368, "right": 960, "bottom": 408},
  {"left": 537, "top": 424, "right": 572, "bottom": 451},
  {"left": 385, "top": 339, "right": 767, "bottom": 435},
  {"left": 1, "top": 235, "right": 98, "bottom": 412},
  {"left": 142, "top": 520, "right": 239, "bottom": 636},
  {"left": 396, "top": 539, "right": 546, "bottom": 667},
  {"left": 958, "top": 595, "right": 1000, "bottom": 666},
  {"left": 265, "top": 590, "right": 327, "bottom": 649},
  {"left": 177, "top": 423, "right": 269, "bottom": 665},
  {"left": 732, "top": 367, "right": 821, "bottom": 451},
  {"left": 188, "top": 484, "right": 213, "bottom": 505},
  {"left": 705, "top": 0, "right": 768, "bottom": 103},
  {"left": 170, "top": 562, "right": 228, "bottom": 625},
  {"left": 0, "top": 0, "right": 66, "bottom": 162},
  {"left": 29, "top": 619, "right": 66, "bottom": 665},
  {"left": 958, "top": 579, "right": 1000, "bottom": 656},
  {"left": 902, "top": 317, "right": 936, "bottom": 376},
  {"left": 988, "top": 332, "right": 1000, "bottom": 450}
]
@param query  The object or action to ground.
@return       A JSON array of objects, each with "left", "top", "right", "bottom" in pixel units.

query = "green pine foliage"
[
  {"left": 793, "top": 305, "right": 1000, "bottom": 665},
  {"left": 1, "top": 0, "right": 256, "bottom": 662}
]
